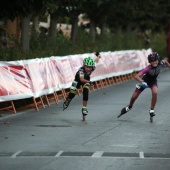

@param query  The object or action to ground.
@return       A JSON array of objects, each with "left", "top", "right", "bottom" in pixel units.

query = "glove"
[
  {"left": 141, "top": 82, "right": 148, "bottom": 88},
  {"left": 136, "top": 82, "right": 148, "bottom": 89},
  {"left": 94, "top": 52, "right": 101, "bottom": 58},
  {"left": 84, "top": 81, "right": 93, "bottom": 86}
]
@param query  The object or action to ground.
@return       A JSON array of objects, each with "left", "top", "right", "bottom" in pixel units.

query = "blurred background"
[{"left": 0, "top": 0, "right": 170, "bottom": 61}]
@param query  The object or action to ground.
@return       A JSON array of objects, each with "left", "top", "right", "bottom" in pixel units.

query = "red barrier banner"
[
  {"left": 0, "top": 62, "right": 32, "bottom": 101},
  {"left": 0, "top": 49, "right": 151, "bottom": 101},
  {"left": 91, "top": 49, "right": 150, "bottom": 81}
]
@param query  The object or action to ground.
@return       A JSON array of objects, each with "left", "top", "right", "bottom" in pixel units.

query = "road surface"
[{"left": 0, "top": 69, "right": 170, "bottom": 170}]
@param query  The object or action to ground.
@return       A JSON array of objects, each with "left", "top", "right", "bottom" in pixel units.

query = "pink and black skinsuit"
[{"left": 136, "top": 60, "right": 165, "bottom": 93}]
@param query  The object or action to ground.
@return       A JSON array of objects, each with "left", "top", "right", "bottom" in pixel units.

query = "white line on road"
[
  {"left": 92, "top": 151, "right": 104, "bottom": 158},
  {"left": 139, "top": 152, "right": 145, "bottom": 158},
  {"left": 0, "top": 112, "right": 25, "bottom": 120},
  {"left": 55, "top": 151, "right": 63, "bottom": 157},
  {"left": 111, "top": 144, "right": 137, "bottom": 148},
  {"left": 11, "top": 150, "right": 22, "bottom": 158}
]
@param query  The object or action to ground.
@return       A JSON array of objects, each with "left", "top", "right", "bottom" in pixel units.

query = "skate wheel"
[{"left": 150, "top": 117, "right": 153, "bottom": 122}]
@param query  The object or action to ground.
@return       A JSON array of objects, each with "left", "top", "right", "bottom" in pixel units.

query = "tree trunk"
[
  {"left": 49, "top": 13, "right": 57, "bottom": 38},
  {"left": 100, "top": 16, "right": 107, "bottom": 37},
  {"left": 21, "top": 15, "right": 32, "bottom": 52},
  {"left": 32, "top": 15, "right": 40, "bottom": 33},
  {"left": 90, "top": 20, "right": 96, "bottom": 42},
  {"left": 70, "top": 16, "right": 78, "bottom": 42},
  {"left": 100, "top": 22, "right": 106, "bottom": 37}
]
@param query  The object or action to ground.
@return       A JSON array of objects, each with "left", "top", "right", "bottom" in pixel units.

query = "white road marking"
[
  {"left": 11, "top": 150, "right": 22, "bottom": 158},
  {"left": 92, "top": 151, "right": 104, "bottom": 158},
  {"left": 111, "top": 144, "right": 137, "bottom": 148},
  {"left": 139, "top": 152, "right": 145, "bottom": 158},
  {"left": 0, "top": 112, "right": 25, "bottom": 120},
  {"left": 55, "top": 151, "right": 63, "bottom": 157}
]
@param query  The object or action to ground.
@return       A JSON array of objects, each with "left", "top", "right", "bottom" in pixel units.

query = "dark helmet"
[{"left": 148, "top": 52, "right": 159, "bottom": 63}]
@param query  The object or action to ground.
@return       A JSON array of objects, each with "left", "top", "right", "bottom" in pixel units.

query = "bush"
[{"left": 0, "top": 30, "right": 167, "bottom": 61}]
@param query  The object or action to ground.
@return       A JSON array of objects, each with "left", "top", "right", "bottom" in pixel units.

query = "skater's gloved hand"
[
  {"left": 136, "top": 82, "right": 148, "bottom": 89},
  {"left": 141, "top": 82, "right": 148, "bottom": 88},
  {"left": 84, "top": 81, "right": 93, "bottom": 86},
  {"left": 94, "top": 52, "right": 101, "bottom": 58}
]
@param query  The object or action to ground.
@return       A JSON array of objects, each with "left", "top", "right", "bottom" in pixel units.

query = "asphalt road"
[{"left": 0, "top": 69, "right": 170, "bottom": 170}]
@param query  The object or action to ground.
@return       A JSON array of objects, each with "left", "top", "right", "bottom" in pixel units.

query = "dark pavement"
[{"left": 0, "top": 69, "right": 170, "bottom": 170}]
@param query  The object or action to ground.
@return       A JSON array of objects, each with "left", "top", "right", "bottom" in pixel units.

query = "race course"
[{"left": 0, "top": 69, "right": 170, "bottom": 170}]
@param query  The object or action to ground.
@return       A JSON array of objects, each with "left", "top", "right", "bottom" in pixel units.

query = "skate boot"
[
  {"left": 82, "top": 107, "right": 88, "bottom": 121},
  {"left": 117, "top": 105, "right": 132, "bottom": 118},
  {"left": 149, "top": 109, "right": 155, "bottom": 122},
  {"left": 63, "top": 98, "right": 72, "bottom": 111}
]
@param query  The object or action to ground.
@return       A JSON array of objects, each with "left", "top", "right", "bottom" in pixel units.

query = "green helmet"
[{"left": 83, "top": 57, "right": 95, "bottom": 66}]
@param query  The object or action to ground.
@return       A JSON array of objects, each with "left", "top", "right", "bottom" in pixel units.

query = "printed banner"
[{"left": 0, "top": 49, "right": 151, "bottom": 101}]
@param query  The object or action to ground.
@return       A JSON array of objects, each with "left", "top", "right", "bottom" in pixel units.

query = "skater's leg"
[
  {"left": 63, "top": 81, "right": 80, "bottom": 110},
  {"left": 150, "top": 85, "right": 158, "bottom": 110},
  {"left": 83, "top": 84, "right": 89, "bottom": 102},
  {"left": 129, "top": 90, "right": 141, "bottom": 107},
  {"left": 63, "top": 89, "right": 76, "bottom": 110},
  {"left": 149, "top": 85, "right": 158, "bottom": 117},
  {"left": 82, "top": 85, "right": 89, "bottom": 116},
  {"left": 67, "top": 89, "right": 77, "bottom": 100},
  {"left": 118, "top": 89, "right": 141, "bottom": 118},
  {"left": 83, "top": 100, "right": 87, "bottom": 107}
]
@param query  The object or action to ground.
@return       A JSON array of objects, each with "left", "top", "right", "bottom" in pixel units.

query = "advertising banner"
[{"left": 0, "top": 49, "right": 151, "bottom": 101}]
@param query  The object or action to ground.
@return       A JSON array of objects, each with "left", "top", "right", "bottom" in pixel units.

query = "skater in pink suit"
[{"left": 118, "top": 52, "right": 170, "bottom": 122}]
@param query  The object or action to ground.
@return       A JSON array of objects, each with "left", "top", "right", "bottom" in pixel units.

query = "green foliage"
[
  {"left": 149, "top": 32, "right": 167, "bottom": 57},
  {"left": 0, "top": 30, "right": 167, "bottom": 61},
  {"left": 0, "top": 0, "right": 48, "bottom": 20}
]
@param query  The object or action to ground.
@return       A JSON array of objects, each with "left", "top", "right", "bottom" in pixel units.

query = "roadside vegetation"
[
  {"left": 0, "top": 28, "right": 167, "bottom": 61},
  {"left": 0, "top": 0, "right": 169, "bottom": 61}
]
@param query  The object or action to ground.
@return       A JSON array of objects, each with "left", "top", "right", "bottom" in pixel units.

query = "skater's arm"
[
  {"left": 91, "top": 52, "right": 101, "bottom": 71},
  {"left": 134, "top": 65, "right": 151, "bottom": 82},
  {"left": 163, "top": 59, "right": 170, "bottom": 68},
  {"left": 134, "top": 72, "right": 144, "bottom": 82},
  {"left": 80, "top": 77, "right": 91, "bottom": 84},
  {"left": 94, "top": 52, "right": 101, "bottom": 63}
]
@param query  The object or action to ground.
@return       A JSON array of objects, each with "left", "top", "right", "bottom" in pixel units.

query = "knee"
[
  {"left": 83, "top": 88, "right": 89, "bottom": 101},
  {"left": 68, "top": 90, "right": 76, "bottom": 99},
  {"left": 152, "top": 91, "right": 157, "bottom": 97}
]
